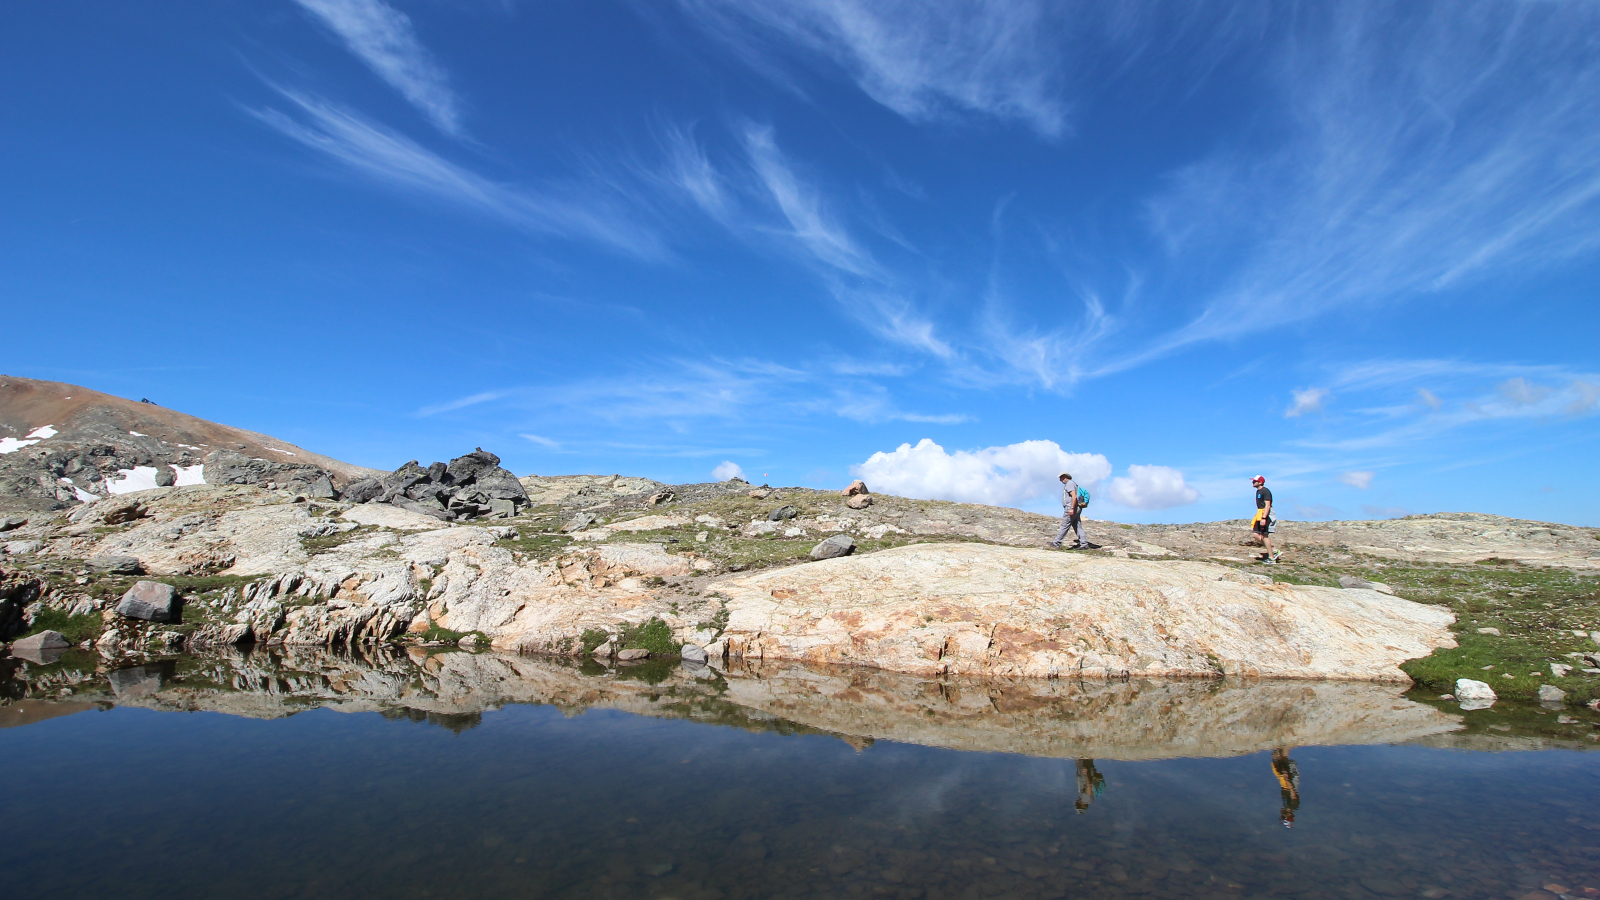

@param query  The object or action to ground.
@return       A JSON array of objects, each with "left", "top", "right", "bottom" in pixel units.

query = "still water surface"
[{"left": 2, "top": 648, "right": 1597, "bottom": 900}]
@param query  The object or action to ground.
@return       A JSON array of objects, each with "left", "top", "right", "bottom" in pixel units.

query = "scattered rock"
[
  {"left": 1338, "top": 575, "right": 1394, "bottom": 594},
  {"left": 116, "top": 580, "right": 179, "bottom": 622},
  {"left": 748, "top": 489, "right": 771, "bottom": 499},
  {"left": 203, "top": 450, "right": 338, "bottom": 499},
  {"left": 680, "top": 643, "right": 708, "bottom": 664},
  {"left": 1539, "top": 683, "right": 1567, "bottom": 704},
  {"left": 1476, "top": 626, "right": 1501, "bottom": 636},
  {"left": 1551, "top": 663, "right": 1573, "bottom": 678},
  {"left": 767, "top": 505, "right": 798, "bottom": 522},
  {"left": 1454, "top": 678, "right": 1497, "bottom": 709},
  {"left": 696, "top": 531, "right": 708, "bottom": 543},
  {"left": 810, "top": 534, "right": 856, "bottom": 560},
  {"left": 846, "top": 494, "right": 873, "bottom": 510},
  {"left": 841, "top": 480, "right": 870, "bottom": 497},
  {"left": 86, "top": 554, "right": 142, "bottom": 575},
  {"left": 0, "top": 515, "right": 27, "bottom": 532},
  {"left": 12, "top": 630, "right": 70, "bottom": 653},
  {"left": 487, "top": 526, "right": 519, "bottom": 541},
  {"left": 3, "top": 540, "right": 42, "bottom": 556},
  {"left": 646, "top": 490, "right": 675, "bottom": 507},
  {"left": 591, "top": 640, "right": 613, "bottom": 659},
  {"left": 562, "top": 513, "right": 597, "bottom": 533},
  {"left": 616, "top": 648, "right": 650, "bottom": 661}
]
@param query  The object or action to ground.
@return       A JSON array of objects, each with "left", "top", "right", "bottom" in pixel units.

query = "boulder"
[
  {"left": 340, "top": 477, "right": 384, "bottom": 504},
  {"left": 711, "top": 543, "right": 1457, "bottom": 681},
  {"left": 810, "top": 534, "right": 856, "bottom": 560},
  {"left": 767, "top": 505, "right": 799, "bottom": 522},
  {"left": 842, "top": 480, "right": 869, "bottom": 497},
  {"left": 202, "top": 450, "right": 341, "bottom": 500},
  {"left": 12, "top": 630, "right": 69, "bottom": 652},
  {"left": 86, "top": 554, "right": 142, "bottom": 575},
  {"left": 1338, "top": 575, "right": 1394, "bottom": 594},
  {"left": 1539, "top": 683, "right": 1567, "bottom": 705},
  {"left": 846, "top": 494, "right": 873, "bottom": 510},
  {"left": 680, "top": 643, "right": 708, "bottom": 664},
  {"left": 352, "top": 450, "right": 528, "bottom": 521},
  {"left": 616, "top": 648, "right": 650, "bottom": 661},
  {"left": 116, "top": 580, "right": 179, "bottom": 623},
  {"left": 3, "top": 540, "right": 43, "bottom": 556},
  {"left": 591, "top": 640, "right": 613, "bottom": 659},
  {"left": 1455, "top": 678, "right": 1497, "bottom": 710},
  {"left": 0, "top": 515, "right": 27, "bottom": 532},
  {"left": 563, "top": 513, "right": 597, "bottom": 533},
  {"left": 99, "top": 498, "right": 149, "bottom": 525}
]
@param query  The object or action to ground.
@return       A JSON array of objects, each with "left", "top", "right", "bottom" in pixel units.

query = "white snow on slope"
[
  {"left": 171, "top": 464, "right": 206, "bottom": 486},
  {"left": 25, "top": 425, "right": 57, "bottom": 439},
  {"left": 105, "top": 466, "right": 161, "bottom": 494},
  {"left": 264, "top": 447, "right": 297, "bottom": 456},
  {"left": 1, "top": 425, "right": 58, "bottom": 454},
  {"left": 130, "top": 431, "right": 145, "bottom": 437},
  {"left": 0, "top": 438, "right": 38, "bottom": 454},
  {"left": 60, "top": 478, "right": 101, "bottom": 503}
]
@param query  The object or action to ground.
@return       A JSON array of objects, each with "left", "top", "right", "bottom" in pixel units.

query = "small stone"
[
  {"left": 810, "top": 534, "right": 856, "bottom": 561},
  {"left": 1592, "top": 631, "right": 1600, "bottom": 647},
  {"left": 616, "top": 648, "right": 649, "bottom": 661},
  {"left": 562, "top": 513, "right": 597, "bottom": 533},
  {"left": 1454, "top": 678, "right": 1496, "bottom": 710},
  {"left": 1476, "top": 627, "right": 1501, "bottom": 636},
  {"left": 1338, "top": 575, "right": 1393, "bottom": 594},
  {"left": 1539, "top": 684, "right": 1567, "bottom": 704},
  {"left": 86, "top": 554, "right": 142, "bottom": 575},
  {"left": 591, "top": 640, "right": 613, "bottom": 659},
  {"left": 1558, "top": 715, "right": 1577, "bottom": 724},
  {"left": 1551, "top": 663, "right": 1573, "bottom": 677},
  {"left": 680, "top": 643, "right": 708, "bottom": 664},
  {"left": 767, "top": 505, "right": 798, "bottom": 522},
  {"left": 695, "top": 531, "right": 708, "bottom": 543},
  {"left": 116, "top": 581, "right": 179, "bottom": 622},
  {"left": 748, "top": 489, "right": 771, "bottom": 499},
  {"left": 841, "top": 480, "right": 869, "bottom": 497},
  {"left": 487, "top": 525, "right": 518, "bottom": 540},
  {"left": 782, "top": 526, "right": 806, "bottom": 538},
  {"left": 1439, "top": 694, "right": 1454, "bottom": 701}
]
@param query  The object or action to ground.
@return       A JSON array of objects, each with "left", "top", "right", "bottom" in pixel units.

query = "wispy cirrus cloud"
[
  {"left": 293, "top": 0, "right": 463, "bottom": 136},
  {"left": 416, "top": 390, "right": 507, "bottom": 417},
  {"left": 1137, "top": 1, "right": 1600, "bottom": 361},
  {"left": 1285, "top": 387, "right": 1329, "bottom": 418},
  {"left": 253, "top": 88, "right": 667, "bottom": 258}
]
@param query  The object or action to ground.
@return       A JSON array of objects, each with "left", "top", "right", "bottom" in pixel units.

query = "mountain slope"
[{"left": 0, "top": 375, "right": 381, "bottom": 510}]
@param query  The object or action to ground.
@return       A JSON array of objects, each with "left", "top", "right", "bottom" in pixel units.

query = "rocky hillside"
[{"left": 0, "top": 376, "right": 382, "bottom": 511}]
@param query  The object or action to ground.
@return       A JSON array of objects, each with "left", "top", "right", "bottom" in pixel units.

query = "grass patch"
[
  {"left": 300, "top": 525, "right": 379, "bottom": 554},
  {"left": 620, "top": 617, "right": 681, "bottom": 656},
  {"left": 20, "top": 607, "right": 103, "bottom": 643},
  {"left": 416, "top": 625, "right": 487, "bottom": 645},
  {"left": 580, "top": 628, "right": 609, "bottom": 655}
]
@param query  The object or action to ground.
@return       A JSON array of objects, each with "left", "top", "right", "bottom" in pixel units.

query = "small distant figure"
[
  {"left": 1049, "top": 472, "right": 1089, "bottom": 550},
  {"left": 1074, "top": 758, "right": 1106, "bottom": 814},
  {"left": 1271, "top": 747, "right": 1300, "bottom": 827},
  {"left": 1250, "top": 475, "right": 1280, "bottom": 564}
]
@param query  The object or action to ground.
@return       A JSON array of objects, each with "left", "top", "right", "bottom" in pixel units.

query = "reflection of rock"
[
  {"left": 0, "top": 648, "right": 1466, "bottom": 760},
  {"left": 10, "top": 630, "right": 70, "bottom": 664},
  {"left": 107, "top": 662, "right": 169, "bottom": 699},
  {"left": 713, "top": 543, "right": 1457, "bottom": 681}
]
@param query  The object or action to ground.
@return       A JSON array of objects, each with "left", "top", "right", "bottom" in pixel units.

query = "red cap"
[{"left": 1252, "top": 475, "right": 1266, "bottom": 484}]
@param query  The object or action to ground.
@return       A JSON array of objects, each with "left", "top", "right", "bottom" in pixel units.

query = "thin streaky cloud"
[
  {"left": 253, "top": 89, "right": 667, "bottom": 258},
  {"left": 293, "top": 0, "right": 463, "bottom": 136},
  {"left": 519, "top": 433, "right": 561, "bottom": 450},
  {"left": 416, "top": 390, "right": 507, "bottom": 416}
]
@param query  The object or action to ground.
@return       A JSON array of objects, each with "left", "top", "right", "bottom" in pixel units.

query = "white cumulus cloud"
[
  {"left": 1339, "top": 470, "right": 1374, "bottom": 490},
  {"left": 1104, "top": 465, "right": 1199, "bottom": 510},
  {"left": 852, "top": 438, "right": 1109, "bottom": 507},
  {"left": 712, "top": 460, "right": 746, "bottom": 481},
  {"left": 1285, "top": 387, "right": 1329, "bottom": 418}
]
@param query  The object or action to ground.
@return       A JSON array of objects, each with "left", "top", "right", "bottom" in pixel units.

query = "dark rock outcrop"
[
  {"left": 809, "top": 534, "right": 856, "bottom": 560},
  {"left": 0, "top": 568, "right": 43, "bottom": 641},
  {"left": 342, "top": 449, "right": 529, "bottom": 521},
  {"left": 202, "top": 451, "right": 338, "bottom": 499}
]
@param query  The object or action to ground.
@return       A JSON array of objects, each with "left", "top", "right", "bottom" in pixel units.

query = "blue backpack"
[{"left": 1077, "top": 485, "right": 1090, "bottom": 508}]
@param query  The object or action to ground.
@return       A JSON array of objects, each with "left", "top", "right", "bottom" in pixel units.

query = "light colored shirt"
[{"left": 1061, "top": 480, "right": 1079, "bottom": 512}]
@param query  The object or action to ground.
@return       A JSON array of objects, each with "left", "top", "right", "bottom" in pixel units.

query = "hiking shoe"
[
  {"left": 1047, "top": 542, "right": 1062, "bottom": 549},
  {"left": 1271, "top": 552, "right": 1283, "bottom": 562}
]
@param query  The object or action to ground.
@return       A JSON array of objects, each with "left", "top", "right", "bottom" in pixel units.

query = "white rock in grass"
[{"left": 1454, "top": 678, "right": 1497, "bottom": 710}]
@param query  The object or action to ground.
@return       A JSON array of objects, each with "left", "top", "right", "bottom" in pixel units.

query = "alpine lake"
[{"left": 3, "top": 646, "right": 1598, "bottom": 900}]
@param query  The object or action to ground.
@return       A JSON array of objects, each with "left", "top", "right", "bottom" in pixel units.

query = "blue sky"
[{"left": 3, "top": 1, "right": 1598, "bottom": 525}]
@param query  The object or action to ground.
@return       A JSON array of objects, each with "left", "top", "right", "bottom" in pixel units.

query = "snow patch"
[
  {"left": 0, "top": 437, "right": 39, "bottom": 454},
  {"left": 130, "top": 431, "right": 146, "bottom": 437},
  {"left": 264, "top": 446, "right": 297, "bottom": 456},
  {"left": 60, "top": 478, "right": 102, "bottom": 503},
  {"left": 105, "top": 466, "right": 162, "bottom": 495},
  {"left": 25, "top": 425, "right": 58, "bottom": 439},
  {"left": 171, "top": 463, "right": 206, "bottom": 486}
]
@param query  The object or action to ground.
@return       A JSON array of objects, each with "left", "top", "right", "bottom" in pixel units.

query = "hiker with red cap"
[{"left": 1250, "top": 475, "right": 1281, "bottom": 563}]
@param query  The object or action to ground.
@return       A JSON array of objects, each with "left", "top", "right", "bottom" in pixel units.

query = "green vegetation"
[
  {"left": 579, "top": 628, "right": 610, "bottom": 655},
  {"left": 20, "top": 606, "right": 103, "bottom": 644},
  {"left": 300, "top": 524, "right": 379, "bottom": 554},
  {"left": 619, "top": 617, "right": 681, "bottom": 656},
  {"left": 416, "top": 625, "right": 487, "bottom": 646},
  {"left": 1251, "top": 553, "right": 1600, "bottom": 706}
]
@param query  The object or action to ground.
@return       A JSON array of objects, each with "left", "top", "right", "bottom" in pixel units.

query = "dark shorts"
[{"left": 1253, "top": 516, "right": 1275, "bottom": 536}]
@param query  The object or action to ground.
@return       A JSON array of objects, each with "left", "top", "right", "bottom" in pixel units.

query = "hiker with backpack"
[{"left": 1049, "top": 472, "right": 1091, "bottom": 550}]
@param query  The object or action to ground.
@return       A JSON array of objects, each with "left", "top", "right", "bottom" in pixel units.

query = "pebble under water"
[{"left": 2, "top": 649, "right": 1598, "bottom": 900}]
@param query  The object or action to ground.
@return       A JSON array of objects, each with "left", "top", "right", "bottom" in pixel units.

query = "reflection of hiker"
[
  {"left": 1272, "top": 748, "right": 1300, "bottom": 828},
  {"left": 1250, "top": 476, "right": 1281, "bottom": 564},
  {"left": 1074, "top": 759, "right": 1106, "bottom": 814},
  {"left": 1049, "top": 473, "right": 1090, "bottom": 550}
]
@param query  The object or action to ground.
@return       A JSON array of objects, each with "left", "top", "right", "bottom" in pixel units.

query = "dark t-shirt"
[{"left": 1255, "top": 487, "right": 1273, "bottom": 509}]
